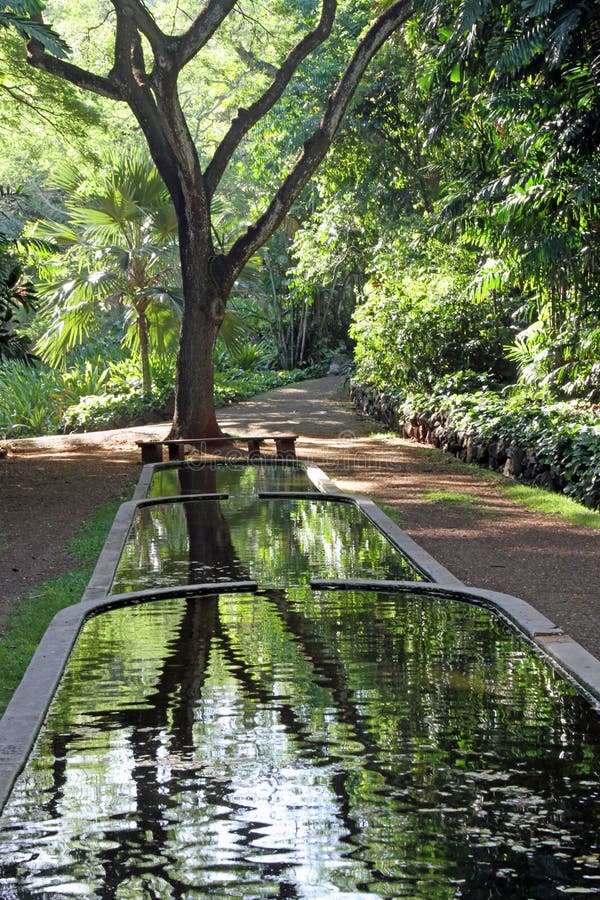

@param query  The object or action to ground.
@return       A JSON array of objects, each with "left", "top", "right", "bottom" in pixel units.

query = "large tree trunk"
[
  {"left": 170, "top": 227, "right": 227, "bottom": 438},
  {"left": 170, "top": 296, "right": 222, "bottom": 437}
]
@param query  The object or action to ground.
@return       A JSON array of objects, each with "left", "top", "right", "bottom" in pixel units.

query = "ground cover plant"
[
  {"left": 406, "top": 387, "right": 600, "bottom": 508},
  {"left": 0, "top": 353, "right": 310, "bottom": 437},
  {"left": 0, "top": 501, "right": 120, "bottom": 715},
  {"left": 0, "top": 0, "right": 596, "bottom": 507},
  {"left": 357, "top": 383, "right": 600, "bottom": 511}
]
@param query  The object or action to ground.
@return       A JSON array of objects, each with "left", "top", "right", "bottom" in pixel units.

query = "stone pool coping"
[{"left": 1, "top": 459, "right": 599, "bottom": 812}]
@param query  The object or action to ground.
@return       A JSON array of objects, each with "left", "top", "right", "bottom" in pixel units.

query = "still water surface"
[
  {"left": 147, "top": 461, "right": 314, "bottom": 498},
  {"left": 111, "top": 496, "right": 423, "bottom": 592},
  {"left": 0, "top": 589, "right": 599, "bottom": 898}
]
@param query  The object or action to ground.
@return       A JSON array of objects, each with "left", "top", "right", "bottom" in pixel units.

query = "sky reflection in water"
[
  {"left": 0, "top": 463, "right": 599, "bottom": 897},
  {"left": 0, "top": 590, "right": 599, "bottom": 898}
]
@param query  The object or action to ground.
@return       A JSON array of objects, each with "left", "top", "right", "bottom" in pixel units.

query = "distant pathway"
[
  {"left": 217, "top": 377, "right": 600, "bottom": 660},
  {"left": 2, "top": 375, "right": 599, "bottom": 660}
]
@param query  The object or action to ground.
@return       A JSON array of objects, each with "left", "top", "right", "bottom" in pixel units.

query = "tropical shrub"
[
  {"left": 350, "top": 253, "right": 518, "bottom": 392},
  {"left": 60, "top": 355, "right": 176, "bottom": 432},
  {"left": 61, "top": 366, "right": 308, "bottom": 433},
  {"left": 507, "top": 318, "right": 600, "bottom": 402},
  {"left": 0, "top": 353, "right": 172, "bottom": 437},
  {"left": 29, "top": 150, "right": 181, "bottom": 394},
  {"left": 214, "top": 367, "right": 308, "bottom": 406},
  {"left": 0, "top": 357, "right": 121, "bottom": 437},
  {"left": 60, "top": 388, "right": 171, "bottom": 433},
  {"left": 0, "top": 362, "right": 62, "bottom": 436},
  {"left": 216, "top": 341, "right": 276, "bottom": 373},
  {"left": 0, "top": 230, "right": 37, "bottom": 364}
]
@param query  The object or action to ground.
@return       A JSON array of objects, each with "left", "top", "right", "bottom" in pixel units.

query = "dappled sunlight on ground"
[{"left": 2, "top": 374, "right": 599, "bottom": 659}]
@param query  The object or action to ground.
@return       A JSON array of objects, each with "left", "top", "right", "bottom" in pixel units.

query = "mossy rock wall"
[{"left": 350, "top": 381, "right": 600, "bottom": 509}]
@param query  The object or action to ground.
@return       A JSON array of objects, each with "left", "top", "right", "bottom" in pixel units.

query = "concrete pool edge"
[
  {"left": 0, "top": 580, "right": 259, "bottom": 813},
  {"left": 0, "top": 460, "right": 599, "bottom": 812}
]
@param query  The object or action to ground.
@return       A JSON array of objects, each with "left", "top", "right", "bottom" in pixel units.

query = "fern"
[{"left": 0, "top": 3, "right": 69, "bottom": 58}]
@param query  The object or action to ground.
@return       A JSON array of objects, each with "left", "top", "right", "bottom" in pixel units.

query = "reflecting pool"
[
  {"left": 111, "top": 496, "right": 424, "bottom": 592},
  {"left": 147, "top": 461, "right": 314, "bottom": 498},
  {"left": 1, "top": 589, "right": 599, "bottom": 898}
]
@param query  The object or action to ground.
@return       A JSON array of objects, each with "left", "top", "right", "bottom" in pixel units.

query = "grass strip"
[
  {"left": 0, "top": 501, "right": 121, "bottom": 716},
  {"left": 422, "top": 490, "right": 502, "bottom": 518},
  {"left": 370, "top": 432, "right": 600, "bottom": 531},
  {"left": 379, "top": 503, "right": 404, "bottom": 524},
  {"left": 500, "top": 483, "right": 600, "bottom": 530}
]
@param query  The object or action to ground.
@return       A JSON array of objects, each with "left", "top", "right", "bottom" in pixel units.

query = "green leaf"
[
  {"left": 450, "top": 61, "right": 462, "bottom": 83},
  {"left": 0, "top": 7, "right": 69, "bottom": 59}
]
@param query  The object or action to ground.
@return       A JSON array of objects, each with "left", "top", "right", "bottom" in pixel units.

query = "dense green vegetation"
[{"left": 0, "top": 0, "right": 598, "bottom": 501}]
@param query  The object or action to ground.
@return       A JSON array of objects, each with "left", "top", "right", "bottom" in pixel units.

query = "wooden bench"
[{"left": 136, "top": 434, "right": 298, "bottom": 463}]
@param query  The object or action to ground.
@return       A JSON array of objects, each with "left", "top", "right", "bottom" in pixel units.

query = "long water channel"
[{"left": 0, "top": 462, "right": 599, "bottom": 898}]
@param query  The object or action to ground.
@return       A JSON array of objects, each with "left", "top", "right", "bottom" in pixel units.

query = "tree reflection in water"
[
  {"left": 1, "top": 463, "right": 599, "bottom": 897},
  {"left": 147, "top": 460, "right": 314, "bottom": 499},
  {"left": 112, "top": 495, "right": 422, "bottom": 594},
  {"left": 0, "top": 589, "right": 599, "bottom": 897}
]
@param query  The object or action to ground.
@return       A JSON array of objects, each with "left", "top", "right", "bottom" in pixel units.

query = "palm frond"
[
  {"left": 40, "top": 267, "right": 120, "bottom": 306},
  {"left": 31, "top": 218, "right": 80, "bottom": 247},
  {"left": 102, "top": 149, "right": 170, "bottom": 210},
  {"left": 0, "top": 328, "right": 37, "bottom": 364},
  {"left": 150, "top": 204, "right": 179, "bottom": 240},
  {"left": 547, "top": 6, "right": 584, "bottom": 68},
  {"left": 493, "top": 24, "right": 548, "bottom": 74},
  {"left": 457, "top": 0, "right": 494, "bottom": 39},
  {"left": 123, "top": 302, "right": 181, "bottom": 359},
  {"left": 217, "top": 309, "right": 250, "bottom": 356},
  {"left": 45, "top": 158, "right": 92, "bottom": 196},
  {"left": 71, "top": 196, "right": 139, "bottom": 238},
  {"left": 521, "top": 0, "right": 558, "bottom": 17},
  {"left": 467, "top": 258, "right": 510, "bottom": 300},
  {"left": 0, "top": 8, "right": 69, "bottom": 58},
  {"left": 34, "top": 296, "right": 100, "bottom": 367}
]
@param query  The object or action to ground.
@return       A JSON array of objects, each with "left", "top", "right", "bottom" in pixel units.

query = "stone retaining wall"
[{"left": 350, "top": 381, "right": 600, "bottom": 508}]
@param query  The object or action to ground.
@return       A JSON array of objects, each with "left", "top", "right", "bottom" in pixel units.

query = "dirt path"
[{"left": 1, "top": 375, "right": 598, "bottom": 658}]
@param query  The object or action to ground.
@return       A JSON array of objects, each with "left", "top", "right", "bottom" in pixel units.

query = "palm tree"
[
  {"left": 0, "top": 236, "right": 36, "bottom": 364},
  {"left": 32, "top": 149, "right": 181, "bottom": 393}
]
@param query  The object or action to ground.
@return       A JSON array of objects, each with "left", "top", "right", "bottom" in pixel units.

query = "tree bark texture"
[{"left": 26, "top": 0, "right": 413, "bottom": 437}]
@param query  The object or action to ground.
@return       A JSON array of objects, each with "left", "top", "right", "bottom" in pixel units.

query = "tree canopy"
[
  {"left": 0, "top": 0, "right": 598, "bottom": 457},
  {"left": 3, "top": 0, "right": 411, "bottom": 435}
]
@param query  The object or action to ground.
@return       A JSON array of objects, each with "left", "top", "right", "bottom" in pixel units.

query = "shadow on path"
[{"left": 2, "top": 375, "right": 599, "bottom": 660}]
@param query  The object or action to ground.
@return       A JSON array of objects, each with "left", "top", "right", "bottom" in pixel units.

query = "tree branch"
[
  {"left": 233, "top": 44, "right": 278, "bottom": 79},
  {"left": 173, "top": 0, "right": 238, "bottom": 71},
  {"left": 205, "top": 0, "right": 337, "bottom": 200},
  {"left": 223, "top": 0, "right": 413, "bottom": 287},
  {"left": 111, "top": 0, "right": 166, "bottom": 55},
  {"left": 112, "top": 2, "right": 148, "bottom": 87},
  {"left": 27, "top": 38, "right": 124, "bottom": 100},
  {"left": 0, "top": 81, "right": 82, "bottom": 134}
]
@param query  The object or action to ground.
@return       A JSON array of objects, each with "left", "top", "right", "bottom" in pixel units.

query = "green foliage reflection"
[
  {"left": 1, "top": 590, "right": 599, "bottom": 897},
  {"left": 112, "top": 496, "right": 422, "bottom": 593}
]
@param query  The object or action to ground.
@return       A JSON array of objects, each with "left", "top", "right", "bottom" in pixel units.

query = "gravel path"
[{"left": 1, "top": 375, "right": 598, "bottom": 658}]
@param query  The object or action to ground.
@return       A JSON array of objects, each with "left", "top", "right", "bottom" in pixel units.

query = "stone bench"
[{"left": 136, "top": 434, "right": 298, "bottom": 463}]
